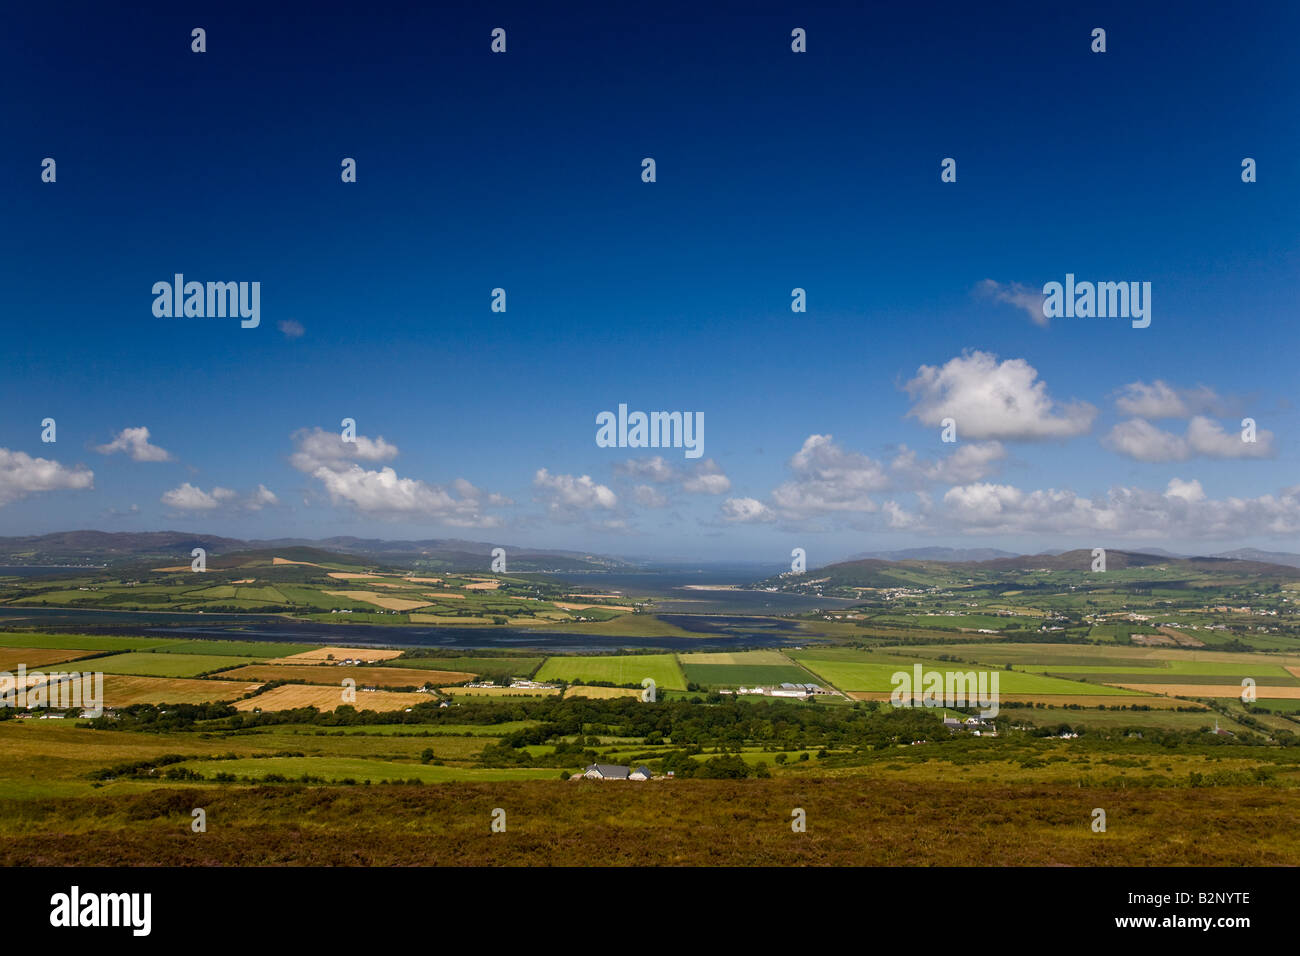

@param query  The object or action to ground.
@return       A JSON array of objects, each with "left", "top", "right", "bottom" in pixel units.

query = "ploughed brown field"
[{"left": 2, "top": 779, "right": 1296, "bottom": 866}]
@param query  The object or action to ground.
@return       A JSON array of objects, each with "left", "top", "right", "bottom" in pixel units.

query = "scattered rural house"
[
  {"left": 581, "top": 763, "right": 652, "bottom": 781},
  {"left": 735, "top": 682, "right": 827, "bottom": 699}
]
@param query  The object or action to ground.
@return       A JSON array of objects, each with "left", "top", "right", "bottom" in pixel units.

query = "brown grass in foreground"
[{"left": 1, "top": 779, "right": 1295, "bottom": 866}]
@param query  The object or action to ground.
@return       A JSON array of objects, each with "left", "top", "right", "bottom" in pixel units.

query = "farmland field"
[
  {"left": 231, "top": 684, "right": 428, "bottom": 712},
  {"left": 535, "top": 654, "right": 686, "bottom": 690},
  {"left": 0, "top": 646, "right": 97, "bottom": 669},
  {"left": 788, "top": 650, "right": 1135, "bottom": 696},
  {"left": 101, "top": 675, "right": 263, "bottom": 707},
  {"left": 678, "top": 650, "right": 817, "bottom": 688},
  {"left": 388, "top": 656, "right": 543, "bottom": 677},
  {"left": 222, "top": 664, "right": 474, "bottom": 688},
  {"left": 92, "top": 651, "right": 257, "bottom": 678}
]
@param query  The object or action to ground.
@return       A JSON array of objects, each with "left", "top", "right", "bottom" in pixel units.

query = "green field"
[
  {"left": 535, "top": 653, "right": 687, "bottom": 690},
  {"left": 678, "top": 650, "right": 815, "bottom": 688},
  {"left": 91, "top": 651, "right": 257, "bottom": 678},
  {"left": 0, "top": 631, "right": 181, "bottom": 652},
  {"left": 151, "top": 639, "right": 318, "bottom": 657},
  {"left": 789, "top": 649, "right": 1134, "bottom": 696}
]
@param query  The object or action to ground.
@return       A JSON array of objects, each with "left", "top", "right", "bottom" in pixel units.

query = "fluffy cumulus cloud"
[
  {"left": 904, "top": 351, "right": 1096, "bottom": 440},
  {"left": 719, "top": 435, "right": 889, "bottom": 524},
  {"left": 891, "top": 441, "right": 1006, "bottom": 485},
  {"left": 95, "top": 426, "right": 172, "bottom": 462},
  {"left": 975, "top": 279, "right": 1048, "bottom": 327},
  {"left": 161, "top": 482, "right": 278, "bottom": 512},
  {"left": 769, "top": 434, "right": 889, "bottom": 518},
  {"left": 0, "top": 449, "right": 94, "bottom": 506},
  {"left": 885, "top": 479, "right": 1300, "bottom": 539},
  {"left": 289, "top": 426, "right": 508, "bottom": 527},
  {"left": 1103, "top": 416, "right": 1274, "bottom": 462},
  {"left": 681, "top": 459, "right": 731, "bottom": 495},
  {"left": 719, "top": 496, "right": 776, "bottom": 523},
  {"left": 533, "top": 469, "right": 617, "bottom": 520},
  {"left": 1113, "top": 380, "right": 1226, "bottom": 419},
  {"left": 613, "top": 455, "right": 731, "bottom": 506}
]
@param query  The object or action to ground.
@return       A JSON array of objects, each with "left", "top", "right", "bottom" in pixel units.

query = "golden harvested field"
[
  {"left": 326, "top": 572, "right": 385, "bottom": 579},
  {"left": 0, "top": 647, "right": 97, "bottom": 669},
  {"left": 440, "top": 685, "right": 560, "bottom": 697},
  {"left": 223, "top": 664, "right": 474, "bottom": 687},
  {"left": 232, "top": 684, "right": 428, "bottom": 712},
  {"left": 103, "top": 675, "right": 262, "bottom": 706},
  {"left": 403, "top": 577, "right": 442, "bottom": 583},
  {"left": 272, "top": 558, "right": 327, "bottom": 567},
  {"left": 564, "top": 686, "right": 639, "bottom": 699},
  {"left": 1114, "top": 683, "right": 1300, "bottom": 699},
  {"left": 463, "top": 581, "right": 500, "bottom": 591},
  {"left": 323, "top": 590, "right": 433, "bottom": 611},
  {"left": 271, "top": 647, "right": 403, "bottom": 665}
]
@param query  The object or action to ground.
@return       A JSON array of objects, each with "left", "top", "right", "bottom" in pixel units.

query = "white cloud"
[
  {"left": 1186, "top": 416, "right": 1274, "bottom": 459},
  {"left": 884, "top": 479, "right": 1300, "bottom": 539},
  {"left": 904, "top": 351, "right": 1096, "bottom": 440},
  {"left": 247, "top": 484, "right": 280, "bottom": 510},
  {"left": 0, "top": 449, "right": 94, "bottom": 506},
  {"left": 768, "top": 434, "right": 889, "bottom": 518},
  {"left": 289, "top": 426, "right": 397, "bottom": 470},
  {"left": 720, "top": 496, "right": 776, "bottom": 523},
  {"left": 1114, "top": 380, "right": 1226, "bottom": 419},
  {"left": 95, "top": 426, "right": 173, "bottom": 462},
  {"left": 891, "top": 441, "right": 1006, "bottom": 485},
  {"left": 975, "top": 279, "right": 1048, "bottom": 328},
  {"left": 533, "top": 469, "right": 617, "bottom": 520},
  {"left": 1102, "top": 418, "right": 1190, "bottom": 462},
  {"left": 633, "top": 484, "right": 669, "bottom": 508},
  {"left": 160, "top": 482, "right": 276, "bottom": 513},
  {"left": 614, "top": 456, "right": 676, "bottom": 483},
  {"left": 277, "top": 319, "right": 305, "bottom": 339},
  {"left": 614, "top": 455, "right": 731, "bottom": 507},
  {"left": 161, "top": 482, "right": 235, "bottom": 511},
  {"left": 1104, "top": 416, "right": 1274, "bottom": 462},
  {"left": 289, "top": 427, "right": 505, "bottom": 527},
  {"left": 681, "top": 459, "right": 731, "bottom": 495}
]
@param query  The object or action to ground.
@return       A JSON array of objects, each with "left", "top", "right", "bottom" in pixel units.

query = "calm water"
[
  {"left": 0, "top": 566, "right": 105, "bottom": 578},
  {"left": 535, "top": 570, "right": 857, "bottom": 614},
  {"left": 0, "top": 606, "right": 827, "bottom": 652}
]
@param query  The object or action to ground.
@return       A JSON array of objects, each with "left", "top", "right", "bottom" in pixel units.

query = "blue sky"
[{"left": 2, "top": 0, "right": 1297, "bottom": 562}]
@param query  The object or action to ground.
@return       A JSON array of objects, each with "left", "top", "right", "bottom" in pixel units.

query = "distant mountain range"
[
  {"left": 761, "top": 547, "right": 1300, "bottom": 592},
  {"left": 845, "top": 547, "right": 1020, "bottom": 562},
  {"left": 0, "top": 531, "right": 635, "bottom": 573},
  {"left": 844, "top": 546, "right": 1300, "bottom": 568}
]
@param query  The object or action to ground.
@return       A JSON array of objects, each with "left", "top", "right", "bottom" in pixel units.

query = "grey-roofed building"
[{"left": 583, "top": 763, "right": 631, "bottom": 780}]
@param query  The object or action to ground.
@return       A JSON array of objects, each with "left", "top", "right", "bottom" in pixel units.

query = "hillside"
[{"left": 0, "top": 531, "right": 631, "bottom": 573}]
